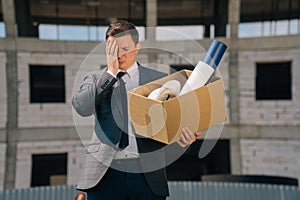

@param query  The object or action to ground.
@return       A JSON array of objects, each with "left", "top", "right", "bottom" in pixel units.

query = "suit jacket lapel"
[
  {"left": 138, "top": 64, "right": 154, "bottom": 85},
  {"left": 138, "top": 64, "right": 146, "bottom": 85}
]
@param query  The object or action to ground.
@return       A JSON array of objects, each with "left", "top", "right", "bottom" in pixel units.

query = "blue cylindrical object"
[
  {"left": 202, "top": 40, "right": 227, "bottom": 70},
  {"left": 179, "top": 39, "right": 227, "bottom": 95}
]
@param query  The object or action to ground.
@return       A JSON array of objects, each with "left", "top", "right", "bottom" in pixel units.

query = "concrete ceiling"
[{"left": 1, "top": 0, "right": 300, "bottom": 25}]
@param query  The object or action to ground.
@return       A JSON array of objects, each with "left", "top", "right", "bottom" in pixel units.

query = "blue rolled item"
[
  {"left": 202, "top": 40, "right": 227, "bottom": 70},
  {"left": 179, "top": 39, "right": 227, "bottom": 95}
]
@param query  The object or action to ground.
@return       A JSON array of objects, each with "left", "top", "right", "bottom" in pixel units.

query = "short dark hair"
[{"left": 105, "top": 20, "right": 139, "bottom": 45}]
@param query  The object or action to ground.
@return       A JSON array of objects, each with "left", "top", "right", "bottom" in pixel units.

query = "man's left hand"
[{"left": 177, "top": 127, "right": 201, "bottom": 148}]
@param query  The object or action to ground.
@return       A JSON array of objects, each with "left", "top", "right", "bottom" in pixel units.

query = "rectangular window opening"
[
  {"left": 256, "top": 61, "right": 292, "bottom": 100},
  {"left": 31, "top": 153, "right": 68, "bottom": 187},
  {"left": 29, "top": 65, "right": 65, "bottom": 103}
]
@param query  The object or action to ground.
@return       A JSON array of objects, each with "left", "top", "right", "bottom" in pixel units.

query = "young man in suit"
[{"left": 72, "top": 20, "right": 200, "bottom": 200}]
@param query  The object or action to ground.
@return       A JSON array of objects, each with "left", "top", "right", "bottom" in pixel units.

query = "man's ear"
[
  {"left": 133, "top": 42, "right": 141, "bottom": 54},
  {"left": 136, "top": 42, "right": 141, "bottom": 50}
]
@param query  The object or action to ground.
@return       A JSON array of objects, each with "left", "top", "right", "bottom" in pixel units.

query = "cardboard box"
[{"left": 128, "top": 70, "right": 226, "bottom": 144}]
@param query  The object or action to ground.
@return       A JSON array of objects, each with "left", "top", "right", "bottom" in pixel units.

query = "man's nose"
[{"left": 118, "top": 51, "right": 127, "bottom": 58}]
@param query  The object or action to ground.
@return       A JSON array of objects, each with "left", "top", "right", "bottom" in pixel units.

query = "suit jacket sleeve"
[{"left": 71, "top": 70, "right": 117, "bottom": 117}]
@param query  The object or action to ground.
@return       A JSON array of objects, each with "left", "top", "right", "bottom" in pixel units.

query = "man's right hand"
[{"left": 106, "top": 37, "right": 119, "bottom": 76}]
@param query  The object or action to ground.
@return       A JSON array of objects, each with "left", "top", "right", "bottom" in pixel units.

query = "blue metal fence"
[
  {"left": 0, "top": 182, "right": 299, "bottom": 200},
  {"left": 0, "top": 185, "right": 77, "bottom": 200},
  {"left": 167, "top": 182, "right": 300, "bottom": 200}
]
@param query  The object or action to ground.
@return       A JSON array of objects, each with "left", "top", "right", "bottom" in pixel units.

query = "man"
[{"left": 72, "top": 20, "right": 200, "bottom": 200}]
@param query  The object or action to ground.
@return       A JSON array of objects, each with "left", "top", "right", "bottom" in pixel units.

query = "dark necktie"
[{"left": 117, "top": 71, "right": 129, "bottom": 149}]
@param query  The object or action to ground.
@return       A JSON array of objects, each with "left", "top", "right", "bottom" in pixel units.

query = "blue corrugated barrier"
[
  {"left": 167, "top": 182, "right": 300, "bottom": 200},
  {"left": 0, "top": 182, "right": 299, "bottom": 200},
  {"left": 0, "top": 185, "right": 77, "bottom": 200}
]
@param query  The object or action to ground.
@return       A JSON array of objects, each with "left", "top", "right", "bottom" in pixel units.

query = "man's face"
[{"left": 114, "top": 34, "right": 140, "bottom": 70}]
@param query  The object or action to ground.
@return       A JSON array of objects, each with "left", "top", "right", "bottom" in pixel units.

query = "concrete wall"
[
  {"left": 0, "top": 35, "right": 300, "bottom": 188},
  {"left": 14, "top": 42, "right": 230, "bottom": 128},
  {"left": 17, "top": 53, "right": 86, "bottom": 127},
  {"left": 241, "top": 139, "right": 300, "bottom": 181},
  {"left": 15, "top": 140, "right": 85, "bottom": 189},
  {"left": 239, "top": 49, "right": 300, "bottom": 125}
]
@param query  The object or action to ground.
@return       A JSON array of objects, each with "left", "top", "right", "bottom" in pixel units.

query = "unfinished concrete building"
[{"left": 0, "top": 0, "right": 300, "bottom": 189}]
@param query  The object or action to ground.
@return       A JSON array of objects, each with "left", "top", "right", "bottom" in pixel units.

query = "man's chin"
[{"left": 119, "top": 64, "right": 127, "bottom": 70}]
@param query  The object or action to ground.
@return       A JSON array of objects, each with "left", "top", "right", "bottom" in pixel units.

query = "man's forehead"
[{"left": 114, "top": 35, "right": 135, "bottom": 46}]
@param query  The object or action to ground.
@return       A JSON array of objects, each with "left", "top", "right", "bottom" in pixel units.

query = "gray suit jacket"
[{"left": 72, "top": 65, "right": 169, "bottom": 197}]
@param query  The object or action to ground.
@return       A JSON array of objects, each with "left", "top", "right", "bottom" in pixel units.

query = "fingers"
[
  {"left": 177, "top": 127, "right": 201, "bottom": 148},
  {"left": 111, "top": 40, "right": 118, "bottom": 56},
  {"left": 106, "top": 37, "right": 119, "bottom": 74},
  {"left": 180, "top": 127, "right": 194, "bottom": 144},
  {"left": 106, "top": 37, "right": 118, "bottom": 58},
  {"left": 177, "top": 139, "right": 186, "bottom": 148}
]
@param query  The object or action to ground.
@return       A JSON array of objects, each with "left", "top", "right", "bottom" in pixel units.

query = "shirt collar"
[{"left": 125, "top": 62, "right": 138, "bottom": 78}]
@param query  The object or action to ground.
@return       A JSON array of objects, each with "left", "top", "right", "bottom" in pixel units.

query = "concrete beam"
[
  {"left": 1, "top": 0, "right": 16, "bottom": 37},
  {"left": 0, "top": 125, "right": 299, "bottom": 143},
  {"left": 0, "top": 38, "right": 100, "bottom": 54},
  {"left": 220, "top": 125, "right": 300, "bottom": 140},
  {"left": 16, "top": 127, "right": 84, "bottom": 142},
  {"left": 1, "top": 36, "right": 300, "bottom": 54},
  {"left": 238, "top": 35, "right": 300, "bottom": 51}
]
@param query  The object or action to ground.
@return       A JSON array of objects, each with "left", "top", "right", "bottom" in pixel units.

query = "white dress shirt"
[{"left": 108, "top": 63, "right": 140, "bottom": 159}]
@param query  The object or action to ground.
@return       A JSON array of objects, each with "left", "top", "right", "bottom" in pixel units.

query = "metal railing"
[
  {"left": 168, "top": 182, "right": 300, "bottom": 200},
  {"left": 0, "top": 182, "right": 299, "bottom": 200}
]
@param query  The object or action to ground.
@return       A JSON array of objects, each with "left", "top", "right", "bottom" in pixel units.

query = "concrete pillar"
[
  {"left": 146, "top": 0, "right": 157, "bottom": 41},
  {"left": 228, "top": 0, "right": 242, "bottom": 174},
  {"left": 1, "top": 0, "right": 16, "bottom": 37},
  {"left": 228, "top": 0, "right": 240, "bottom": 125},
  {"left": 4, "top": 50, "right": 18, "bottom": 189},
  {"left": 2, "top": 0, "right": 18, "bottom": 189},
  {"left": 146, "top": 0, "right": 158, "bottom": 64}
]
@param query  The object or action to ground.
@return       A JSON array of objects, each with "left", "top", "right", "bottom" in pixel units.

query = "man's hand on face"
[{"left": 106, "top": 37, "right": 119, "bottom": 76}]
